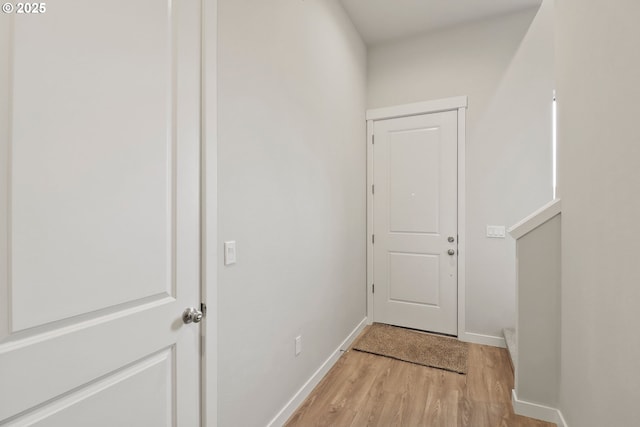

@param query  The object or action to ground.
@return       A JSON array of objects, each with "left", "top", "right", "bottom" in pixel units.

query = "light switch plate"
[
  {"left": 224, "top": 241, "right": 236, "bottom": 265},
  {"left": 486, "top": 225, "right": 506, "bottom": 238}
]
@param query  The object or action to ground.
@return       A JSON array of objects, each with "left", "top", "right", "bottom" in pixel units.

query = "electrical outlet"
[{"left": 295, "top": 336, "right": 302, "bottom": 356}]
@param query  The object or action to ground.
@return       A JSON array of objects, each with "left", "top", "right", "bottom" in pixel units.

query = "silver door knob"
[
  {"left": 447, "top": 249, "right": 456, "bottom": 256},
  {"left": 448, "top": 236, "right": 455, "bottom": 243},
  {"left": 182, "top": 307, "right": 203, "bottom": 324}
]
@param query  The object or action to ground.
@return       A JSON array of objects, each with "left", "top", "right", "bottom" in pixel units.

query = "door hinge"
[
  {"left": 372, "top": 284, "right": 375, "bottom": 293},
  {"left": 200, "top": 302, "right": 207, "bottom": 318},
  {"left": 372, "top": 135, "right": 375, "bottom": 144},
  {"left": 372, "top": 234, "right": 375, "bottom": 244},
  {"left": 371, "top": 184, "right": 375, "bottom": 194}
]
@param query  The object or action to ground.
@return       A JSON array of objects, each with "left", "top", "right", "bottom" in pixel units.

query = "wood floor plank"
[
  {"left": 284, "top": 330, "right": 556, "bottom": 427},
  {"left": 465, "top": 345, "right": 513, "bottom": 404}
]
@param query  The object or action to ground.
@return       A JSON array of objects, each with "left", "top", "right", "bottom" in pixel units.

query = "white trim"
[
  {"left": 202, "top": 0, "right": 218, "bottom": 425},
  {"left": 456, "top": 107, "right": 466, "bottom": 342},
  {"left": 512, "top": 390, "right": 568, "bottom": 427},
  {"left": 267, "top": 318, "right": 368, "bottom": 427},
  {"left": 459, "top": 332, "right": 506, "bottom": 348},
  {"left": 508, "top": 198, "right": 562, "bottom": 240},
  {"left": 557, "top": 410, "right": 569, "bottom": 427},
  {"left": 365, "top": 97, "right": 467, "bottom": 339},
  {"left": 365, "top": 96, "right": 468, "bottom": 121}
]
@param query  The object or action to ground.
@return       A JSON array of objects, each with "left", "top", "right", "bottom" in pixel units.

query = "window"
[{"left": 552, "top": 91, "right": 557, "bottom": 198}]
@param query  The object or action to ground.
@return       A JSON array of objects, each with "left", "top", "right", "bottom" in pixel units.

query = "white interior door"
[
  {"left": 0, "top": 0, "right": 202, "bottom": 425},
  {"left": 373, "top": 110, "right": 458, "bottom": 335}
]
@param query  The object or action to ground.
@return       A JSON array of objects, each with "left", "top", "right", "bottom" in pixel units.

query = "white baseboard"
[
  {"left": 459, "top": 331, "right": 506, "bottom": 348},
  {"left": 266, "top": 317, "right": 368, "bottom": 427},
  {"left": 556, "top": 409, "right": 569, "bottom": 427},
  {"left": 512, "top": 389, "right": 569, "bottom": 427}
]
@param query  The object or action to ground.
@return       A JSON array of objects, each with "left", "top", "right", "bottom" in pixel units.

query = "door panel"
[
  {"left": 0, "top": 0, "right": 201, "bottom": 424},
  {"left": 18, "top": 349, "right": 174, "bottom": 426},
  {"left": 373, "top": 111, "right": 458, "bottom": 335},
  {"left": 389, "top": 127, "right": 440, "bottom": 233},
  {"left": 11, "top": 0, "right": 175, "bottom": 330},
  {"left": 388, "top": 252, "right": 439, "bottom": 305}
]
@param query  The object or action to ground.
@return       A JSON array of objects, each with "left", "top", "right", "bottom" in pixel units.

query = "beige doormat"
[{"left": 352, "top": 323, "right": 468, "bottom": 374}]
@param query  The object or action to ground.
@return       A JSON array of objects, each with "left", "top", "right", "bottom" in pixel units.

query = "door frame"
[
  {"left": 202, "top": 0, "right": 218, "bottom": 425},
  {"left": 365, "top": 96, "right": 467, "bottom": 337}
]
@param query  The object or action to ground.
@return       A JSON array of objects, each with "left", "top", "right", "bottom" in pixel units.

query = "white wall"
[
  {"left": 515, "top": 213, "right": 560, "bottom": 408},
  {"left": 367, "top": 4, "right": 554, "bottom": 340},
  {"left": 217, "top": 1, "right": 367, "bottom": 426},
  {"left": 556, "top": 1, "right": 640, "bottom": 425}
]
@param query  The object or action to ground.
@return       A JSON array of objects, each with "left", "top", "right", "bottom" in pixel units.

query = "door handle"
[
  {"left": 182, "top": 307, "right": 203, "bottom": 324},
  {"left": 447, "top": 249, "right": 455, "bottom": 256}
]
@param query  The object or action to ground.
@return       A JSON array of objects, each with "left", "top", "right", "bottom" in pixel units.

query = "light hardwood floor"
[{"left": 285, "top": 329, "right": 555, "bottom": 427}]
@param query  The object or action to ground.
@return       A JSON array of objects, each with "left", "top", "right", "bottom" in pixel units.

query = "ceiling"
[{"left": 339, "top": 0, "right": 543, "bottom": 45}]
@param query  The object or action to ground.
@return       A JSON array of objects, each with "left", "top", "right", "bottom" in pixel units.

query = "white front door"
[
  {"left": 372, "top": 110, "right": 458, "bottom": 335},
  {"left": 0, "top": 0, "right": 202, "bottom": 425}
]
